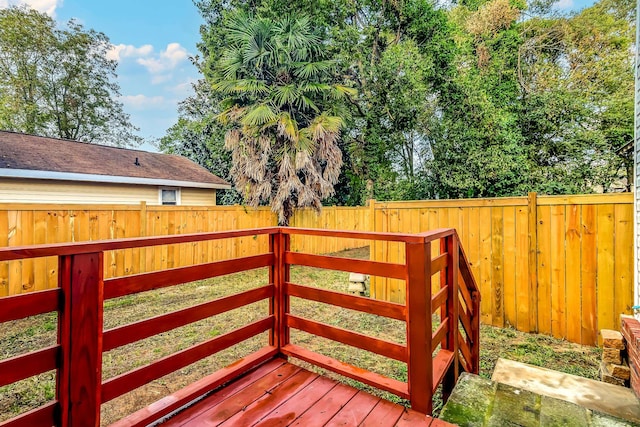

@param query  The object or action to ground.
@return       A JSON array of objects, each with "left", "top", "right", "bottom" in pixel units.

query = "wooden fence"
[
  {"left": 0, "top": 203, "right": 370, "bottom": 298},
  {"left": 369, "top": 193, "right": 634, "bottom": 346},
  {"left": 0, "top": 192, "right": 634, "bottom": 345}
]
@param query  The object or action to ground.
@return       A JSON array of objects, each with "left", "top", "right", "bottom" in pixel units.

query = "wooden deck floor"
[{"left": 158, "top": 358, "right": 454, "bottom": 427}]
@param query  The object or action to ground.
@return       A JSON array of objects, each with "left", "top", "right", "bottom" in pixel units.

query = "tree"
[
  {"left": 213, "top": 12, "right": 353, "bottom": 224},
  {"left": 0, "top": 6, "right": 140, "bottom": 146},
  {"left": 167, "top": 0, "right": 634, "bottom": 204},
  {"left": 160, "top": 80, "right": 241, "bottom": 205}
]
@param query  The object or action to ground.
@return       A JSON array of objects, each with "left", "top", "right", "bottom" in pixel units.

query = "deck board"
[
  {"left": 159, "top": 359, "right": 452, "bottom": 427},
  {"left": 324, "top": 390, "right": 380, "bottom": 426},
  {"left": 360, "top": 399, "right": 405, "bottom": 426}
]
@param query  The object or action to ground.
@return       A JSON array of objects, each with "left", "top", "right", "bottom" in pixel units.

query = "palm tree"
[{"left": 215, "top": 12, "right": 354, "bottom": 225}]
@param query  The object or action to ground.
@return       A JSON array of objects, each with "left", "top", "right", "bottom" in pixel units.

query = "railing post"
[
  {"left": 471, "top": 290, "right": 481, "bottom": 373},
  {"left": 442, "top": 234, "right": 460, "bottom": 402},
  {"left": 273, "top": 230, "right": 290, "bottom": 353},
  {"left": 269, "top": 232, "right": 278, "bottom": 348},
  {"left": 57, "top": 252, "right": 104, "bottom": 427},
  {"left": 281, "top": 232, "right": 291, "bottom": 347},
  {"left": 405, "top": 240, "right": 433, "bottom": 415}
]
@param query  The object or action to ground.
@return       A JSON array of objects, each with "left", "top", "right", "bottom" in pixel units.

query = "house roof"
[{"left": 0, "top": 131, "right": 231, "bottom": 190}]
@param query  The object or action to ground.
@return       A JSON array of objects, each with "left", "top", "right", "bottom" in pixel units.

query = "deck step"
[
  {"left": 492, "top": 358, "right": 640, "bottom": 424},
  {"left": 440, "top": 372, "right": 637, "bottom": 426}
]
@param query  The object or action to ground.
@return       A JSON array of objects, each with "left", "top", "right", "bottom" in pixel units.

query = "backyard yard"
[{"left": 0, "top": 246, "right": 601, "bottom": 425}]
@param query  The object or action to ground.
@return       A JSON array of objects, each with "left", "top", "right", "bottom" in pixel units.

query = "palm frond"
[
  {"left": 215, "top": 105, "right": 246, "bottom": 125},
  {"left": 234, "top": 79, "right": 269, "bottom": 94},
  {"left": 298, "top": 95, "right": 319, "bottom": 113},
  {"left": 271, "top": 84, "right": 300, "bottom": 107},
  {"left": 308, "top": 113, "right": 343, "bottom": 141},
  {"left": 299, "top": 82, "right": 332, "bottom": 94},
  {"left": 241, "top": 103, "right": 277, "bottom": 127},
  {"left": 277, "top": 112, "right": 299, "bottom": 143},
  {"left": 332, "top": 84, "right": 358, "bottom": 98},
  {"left": 292, "top": 60, "right": 334, "bottom": 79},
  {"left": 297, "top": 127, "right": 316, "bottom": 153}
]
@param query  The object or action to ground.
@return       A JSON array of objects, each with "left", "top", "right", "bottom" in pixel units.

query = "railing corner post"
[
  {"left": 57, "top": 252, "right": 104, "bottom": 427},
  {"left": 405, "top": 241, "right": 433, "bottom": 415},
  {"left": 271, "top": 230, "right": 290, "bottom": 356}
]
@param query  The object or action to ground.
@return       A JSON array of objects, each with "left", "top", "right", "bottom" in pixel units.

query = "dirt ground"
[{"left": 0, "top": 246, "right": 601, "bottom": 424}]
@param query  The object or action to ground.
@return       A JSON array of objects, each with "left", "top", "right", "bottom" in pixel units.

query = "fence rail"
[{"left": 0, "top": 192, "right": 633, "bottom": 345}]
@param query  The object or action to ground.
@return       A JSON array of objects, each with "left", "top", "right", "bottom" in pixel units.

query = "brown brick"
[
  {"left": 601, "top": 362, "right": 627, "bottom": 386},
  {"left": 608, "top": 362, "right": 631, "bottom": 380},
  {"left": 601, "top": 329, "right": 625, "bottom": 349},
  {"left": 603, "top": 348, "right": 623, "bottom": 364}
]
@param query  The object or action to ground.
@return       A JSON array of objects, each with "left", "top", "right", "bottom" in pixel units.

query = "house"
[{"left": 0, "top": 131, "right": 230, "bottom": 205}]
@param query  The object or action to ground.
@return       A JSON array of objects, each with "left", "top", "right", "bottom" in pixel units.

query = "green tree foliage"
[
  {"left": 214, "top": 12, "right": 353, "bottom": 224},
  {"left": 0, "top": 6, "right": 140, "bottom": 146},
  {"left": 164, "top": 0, "right": 634, "bottom": 206}
]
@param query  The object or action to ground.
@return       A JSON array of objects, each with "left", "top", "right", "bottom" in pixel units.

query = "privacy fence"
[{"left": 0, "top": 192, "right": 633, "bottom": 346}]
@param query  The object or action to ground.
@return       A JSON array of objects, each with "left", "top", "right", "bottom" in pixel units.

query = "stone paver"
[
  {"left": 438, "top": 374, "right": 495, "bottom": 426},
  {"left": 440, "top": 371, "right": 640, "bottom": 426},
  {"left": 492, "top": 358, "right": 640, "bottom": 424}
]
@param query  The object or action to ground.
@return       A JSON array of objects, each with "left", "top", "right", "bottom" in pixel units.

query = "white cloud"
[
  {"left": 137, "top": 43, "right": 188, "bottom": 74},
  {"left": 554, "top": 0, "right": 573, "bottom": 9},
  {"left": 106, "top": 43, "right": 154, "bottom": 62},
  {"left": 151, "top": 74, "right": 173, "bottom": 85},
  {"left": 107, "top": 42, "right": 189, "bottom": 83},
  {"left": 170, "top": 78, "right": 197, "bottom": 97},
  {"left": 0, "top": 0, "right": 62, "bottom": 16},
  {"left": 120, "top": 94, "right": 165, "bottom": 109}
]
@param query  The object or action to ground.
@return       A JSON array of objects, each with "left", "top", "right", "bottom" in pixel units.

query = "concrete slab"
[
  {"left": 491, "top": 358, "right": 640, "bottom": 424},
  {"left": 439, "top": 373, "right": 496, "bottom": 426},
  {"left": 486, "top": 383, "right": 540, "bottom": 427},
  {"left": 539, "top": 395, "right": 588, "bottom": 427}
]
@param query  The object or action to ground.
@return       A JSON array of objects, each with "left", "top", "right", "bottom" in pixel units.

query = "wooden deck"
[
  {"left": 0, "top": 227, "right": 480, "bottom": 427},
  {"left": 159, "top": 358, "right": 453, "bottom": 427}
]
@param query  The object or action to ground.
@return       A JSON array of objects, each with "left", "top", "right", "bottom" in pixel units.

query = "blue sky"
[{"left": 1, "top": 0, "right": 599, "bottom": 151}]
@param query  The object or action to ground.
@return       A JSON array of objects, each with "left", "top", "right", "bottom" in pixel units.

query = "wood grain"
[
  {"left": 285, "top": 282, "right": 405, "bottom": 320},
  {"left": 0, "top": 288, "right": 59, "bottom": 322},
  {"left": 286, "top": 314, "right": 407, "bottom": 362}
]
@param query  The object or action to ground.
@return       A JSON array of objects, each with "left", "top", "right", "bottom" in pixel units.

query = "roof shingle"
[{"left": 0, "top": 131, "right": 229, "bottom": 187}]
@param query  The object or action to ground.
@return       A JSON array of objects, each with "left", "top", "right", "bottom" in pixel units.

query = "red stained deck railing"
[{"left": 0, "top": 226, "right": 479, "bottom": 427}]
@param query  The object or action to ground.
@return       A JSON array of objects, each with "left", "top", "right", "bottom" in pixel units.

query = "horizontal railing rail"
[{"left": 0, "top": 226, "right": 480, "bottom": 426}]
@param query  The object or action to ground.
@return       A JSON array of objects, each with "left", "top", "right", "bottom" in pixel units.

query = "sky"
[{"left": 1, "top": 0, "right": 600, "bottom": 152}]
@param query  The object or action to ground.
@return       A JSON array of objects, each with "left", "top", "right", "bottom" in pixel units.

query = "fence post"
[
  {"left": 405, "top": 240, "right": 433, "bottom": 415},
  {"left": 527, "top": 192, "right": 538, "bottom": 332},
  {"left": 368, "top": 199, "right": 376, "bottom": 232},
  {"left": 139, "top": 202, "right": 147, "bottom": 274},
  {"left": 57, "top": 252, "right": 104, "bottom": 427}
]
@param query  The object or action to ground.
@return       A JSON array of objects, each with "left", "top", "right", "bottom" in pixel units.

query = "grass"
[{"left": 0, "top": 247, "right": 601, "bottom": 425}]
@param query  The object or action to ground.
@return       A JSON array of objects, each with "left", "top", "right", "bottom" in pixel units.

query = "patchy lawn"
[{"left": 0, "top": 247, "right": 601, "bottom": 424}]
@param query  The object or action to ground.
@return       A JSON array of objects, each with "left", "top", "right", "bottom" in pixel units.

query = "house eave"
[{"left": 0, "top": 168, "right": 232, "bottom": 190}]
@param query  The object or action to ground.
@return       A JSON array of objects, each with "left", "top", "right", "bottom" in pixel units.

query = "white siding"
[
  {"left": 181, "top": 188, "right": 217, "bottom": 206},
  {"left": 0, "top": 179, "right": 217, "bottom": 206}
]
